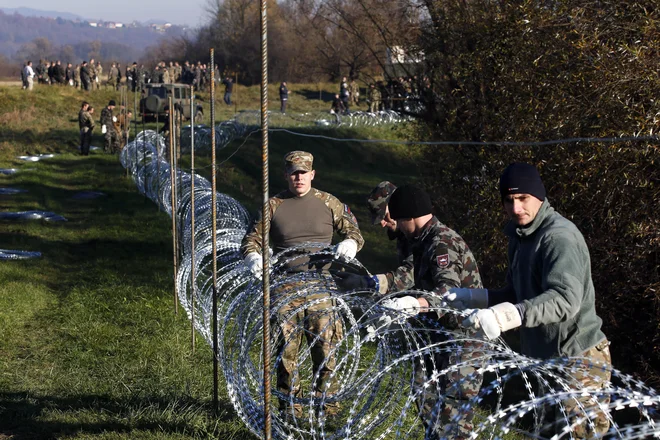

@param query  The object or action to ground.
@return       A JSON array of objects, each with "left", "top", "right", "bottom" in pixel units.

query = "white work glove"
[
  {"left": 365, "top": 313, "right": 393, "bottom": 342},
  {"left": 112, "top": 116, "right": 117, "bottom": 122},
  {"left": 463, "top": 302, "right": 522, "bottom": 340},
  {"left": 364, "top": 296, "right": 420, "bottom": 340},
  {"left": 101, "top": 124, "right": 107, "bottom": 134},
  {"left": 442, "top": 288, "right": 489, "bottom": 310},
  {"left": 334, "top": 239, "right": 358, "bottom": 261},
  {"left": 381, "top": 296, "right": 421, "bottom": 317},
  {"left": 244, "top": 252, "right": 264, "bottom": 279}
]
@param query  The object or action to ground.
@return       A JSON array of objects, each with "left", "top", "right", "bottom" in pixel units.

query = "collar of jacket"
[
  {"left": 505, "top": 198, "right": 554, "bottom": 238},
  {"left": 411, "top": 215, "right": 438, "bottom": 245}
]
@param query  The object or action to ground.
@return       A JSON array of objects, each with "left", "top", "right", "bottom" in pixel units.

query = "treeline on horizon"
[{"left": 0, "top": 10, "right": 184, "bottom": 76}]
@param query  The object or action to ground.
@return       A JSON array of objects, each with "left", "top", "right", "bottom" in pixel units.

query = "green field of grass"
[{"left": 0, "top": 83, "right": 423, "bottom": 439}]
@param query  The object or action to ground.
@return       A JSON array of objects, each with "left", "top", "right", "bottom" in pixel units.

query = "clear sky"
[{"left": 0, "top": 0, "right": 211, "bottom": 27}]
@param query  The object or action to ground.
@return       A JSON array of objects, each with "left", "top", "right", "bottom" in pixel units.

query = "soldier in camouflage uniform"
[
  {"left": 335, "top": 181, "right": 413, "bottom": 291},
  {"left": 108, "top": 63, "right": 118, "bottom": 90},
  {"left": 95, "top": 62, "right": 103, "bottom": 90},
  {"left": 337, "top": 184, "right": 483, "bottom": 439},
  {"left": 367, "top": 83, "right": 381, "bottom": 113},
  {"left": 241, "top": 151, "right": 364, "bottom": 418},
  {"left": 88, "top": 59, "right": 97, "bottom": 91},
  {"left": 73, "top": 64, "right": 80, "bottom": 88},
  {"left": 349, "top": 79, "right": 360, "bottom": 106},
  {"left": 100, "top": 100, "right": 120, "bottom": 154}
]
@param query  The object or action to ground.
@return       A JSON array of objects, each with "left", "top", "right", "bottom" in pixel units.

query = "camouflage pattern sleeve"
[
  {"left": 100, "top": 108, "right": 113, "bottom": 127},
  {"left": 240, "top": 197, "right": 283, "bottom": 257},
  {"left": 424, "top": 239, "right": 482, "bottom": 309},
  {"left": 385, "top": 253, "right": 415, "bottom": 292},
  {"left": 315, "top": 190, "right": 365, "bottom": 251},
  {"left": 429, "top": 240, "right": 464, "bottom": 294}
]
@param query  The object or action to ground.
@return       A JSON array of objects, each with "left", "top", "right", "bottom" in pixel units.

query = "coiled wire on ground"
[{"left": 120, "top": 127, "right": 660, "bottom": 440}]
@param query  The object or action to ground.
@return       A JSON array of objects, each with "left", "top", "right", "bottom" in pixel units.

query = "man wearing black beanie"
[
  {"left": 444, "top": 162, "right": 612, "bottom": 438},
  {"left": 337, "top": 184, "right": 485, "bottom": 439}
]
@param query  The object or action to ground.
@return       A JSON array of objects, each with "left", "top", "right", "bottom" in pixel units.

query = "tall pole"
[
  {"left": 123, "top": 86, "right": 128, "bottom": 177},
  {"left": 260, "top": 0, "right": 272, "bottom": 435},
  {"left": 190, "top": 85, "right": 197, "bottom": 353},
  {"left": 169, "top": 96, "right": 178, "bottom": 315},
  {"left": 156, "top": 110, "right": 160, "bottom": 211},
  {"left": 141, "top": 86, "right": 147, "bottom": 201},
  {"left": 210, "top": 48, "right": 219, "bottom": 415},
  {"left": 234, "top": 71, "right": 238, "bottom": 115},
  {"left": 134, "top": 87, "right": 138, "bottom": 178}
]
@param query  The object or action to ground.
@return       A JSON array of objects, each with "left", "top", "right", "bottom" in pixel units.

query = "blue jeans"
[{"left": 224, "top": 92, "right": 232, "bottom": 105}]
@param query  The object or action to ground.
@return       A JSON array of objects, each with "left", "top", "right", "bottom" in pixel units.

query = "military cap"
[
  {"left": 284, "top": 151, "right": 313, "bottom": 174},
  {"left": 367, "top": 181, "right": 397, "bottom": 225}
]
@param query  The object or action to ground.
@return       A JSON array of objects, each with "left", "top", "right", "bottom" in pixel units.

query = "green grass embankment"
[{"left": 0, "top": 84, "right": 423, "bottom": 439}]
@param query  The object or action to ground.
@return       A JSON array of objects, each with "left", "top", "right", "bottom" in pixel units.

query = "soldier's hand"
[
  {"left": 442, "top": 288, "right": 489, "bottom": 310},
  {"left": 364, "top": 313, "right": 393, "bottom": 342},
  {"left": 334, "top": 239, "right": 358, "bottom": 261},
  {"left": 334, "top": 272, "right": 370, "bottom": 291},
  {"left": 462, "top": 302, "right": 521, "bottom": 340},
  {"left": 381, "top": 296, "right": 420, "bottom": 317},
  {"left": 244, "top": 252, "right": 264, "bottom": 279}
]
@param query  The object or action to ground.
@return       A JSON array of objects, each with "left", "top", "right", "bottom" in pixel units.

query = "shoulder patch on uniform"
[
  {"left": 436, "top": 254, "right": 450, "bottom": 268},
  {"left": 344, "top": 204, "right": 359, "bottom": 227}
]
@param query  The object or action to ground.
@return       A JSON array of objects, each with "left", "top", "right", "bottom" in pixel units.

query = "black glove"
[{"left": 334, "top": 272, "right": 371, "bottom": 291}]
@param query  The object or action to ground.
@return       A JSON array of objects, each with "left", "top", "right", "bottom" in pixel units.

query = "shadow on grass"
[
  {"left": 0, "top": 391, "right": 242, "bottom": 440},
  {"left": 294, "top": 89, "right": 336, "bottom": 103}
]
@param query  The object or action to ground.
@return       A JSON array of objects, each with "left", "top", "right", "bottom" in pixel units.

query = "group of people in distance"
[
  {"left": 77, "top": 100, "right": 132, "bottom": 156},
  {"left": 242, "top": 151, "right": 612, "bottom": 439}
]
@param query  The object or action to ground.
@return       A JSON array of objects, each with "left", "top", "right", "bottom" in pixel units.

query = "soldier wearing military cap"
[
  {"left": 336, "top": 181, "right": 414, "bottom": 293},
  {"left": 241, "top": 150, "right": 364, "bottom": 418},
  {"left": 337, "top": 184, "right": 484, "bottom": 439}
]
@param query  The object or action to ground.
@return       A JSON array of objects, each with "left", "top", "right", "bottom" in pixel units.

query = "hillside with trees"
[{"left": 0, "top": 11, "right": 184, "bottom": 63}]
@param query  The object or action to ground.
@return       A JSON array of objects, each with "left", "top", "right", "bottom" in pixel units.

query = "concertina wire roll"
[{"left": 119, "top": 112, "right": 660, "bottom": 440}]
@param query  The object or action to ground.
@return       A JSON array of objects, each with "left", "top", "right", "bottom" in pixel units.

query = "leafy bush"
[{"left": 417, "top": 0, "right": 660, "bottom": 386}]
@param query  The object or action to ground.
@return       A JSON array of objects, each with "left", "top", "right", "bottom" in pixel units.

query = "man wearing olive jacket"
[{"left": 445, "top": 162, "right": 612, "bottom": 438}]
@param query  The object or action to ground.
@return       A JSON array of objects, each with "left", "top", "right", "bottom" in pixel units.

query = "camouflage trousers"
[
  {"left": 274, "top": 290, "right": 344, "bottom": 417},
  {"left": 104, "top": 130, "right": 120, "bottom": 154},
  {"left": 369, "top": 100, "right": 380, "bottom": 113},
  {"left": 415, "top": 324, "right": 484, "bottom": 440},
  {"left": 560, "top": 339, "right": 612, "bottom": 438}
]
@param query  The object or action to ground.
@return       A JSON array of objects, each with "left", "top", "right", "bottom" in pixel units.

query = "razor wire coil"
[{"left": 120, "top": 122, "right": 660, "bottom": 440}]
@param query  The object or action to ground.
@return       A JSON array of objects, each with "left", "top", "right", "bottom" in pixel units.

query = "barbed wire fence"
[{"left": 119, "top": 112, "right": 660, "bottom": 439}]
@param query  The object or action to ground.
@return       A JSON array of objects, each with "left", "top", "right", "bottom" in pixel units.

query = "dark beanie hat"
[
  {"left": 388, "top": 185, "right": 433, "bottom": 220},
  {"left": 108, "top": 100, "right": 116, "bottom": 106},
  {"left": 499, "top": 163, "right": 546, "bottom": 201}
]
